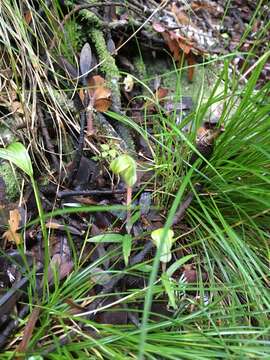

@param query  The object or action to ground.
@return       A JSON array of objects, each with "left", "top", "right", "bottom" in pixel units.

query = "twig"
[
  {"left": 172, "top": 185, "right": 202, "bottom": 225},
  {"left": 67, "top": 111, "right": 86, "bottom": 186},
  {"left": 0, "top": 305, "right": 29, "bottom": 349},
  {"left": 172, "top": 192, "right": 195, "bottom": 225},
  {"left": 37, "top": 104, "right": 60, "bottom": 171},
  {"left": 58, "top": 188, "right": 128, "bottom": 198}
]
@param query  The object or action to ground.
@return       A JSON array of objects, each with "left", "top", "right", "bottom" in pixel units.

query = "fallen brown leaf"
[
  {"left": 171, "top": 3, "right": 190, "bottom": 25},
  {"left": 3, "top": 209, "right": 22, "bottom": 245},
  {"left": 16, "top": 307, "right": 40, "bottom": 353}
]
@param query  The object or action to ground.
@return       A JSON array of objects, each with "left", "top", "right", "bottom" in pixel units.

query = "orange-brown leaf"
[
  {"left": 155, "top": 87, "right": 169, "bottom": 101},
  {"left": 176, "top": 37, "right": 192, "bottom": 54},
  {"left": 162, "top": 32, "right": 180, "bottom": 60},
  {"left": 3, "top": 209, "right": 21, "bottom": 245},
  {"left": 87, "top": 75, "right": 111, "bottom": 112},
  {"left": 186, "top": 53, "right": 197, "bottom": 81},
  {"left": 171, "top": 3, "right": 190, "bottom": 25},
  {"left": 88, "top": 75, "right": 106, "bottom": 96},
  {"left": 94, "top": 98, "right": 112, "bottom": 112},
  {"left": 24, "top": 11, "right": 32, "bottom": 25}
]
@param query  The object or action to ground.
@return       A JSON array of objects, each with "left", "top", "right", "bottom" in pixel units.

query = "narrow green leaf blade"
[
  {"left": 86, "top": 233, "right": 125, "bottom": 243},
  {"left": 166, "top": 254, "right": 196, "bottom": 278},
  {"left": 122, "top": 234, "right": 132, "bottom": 266}
]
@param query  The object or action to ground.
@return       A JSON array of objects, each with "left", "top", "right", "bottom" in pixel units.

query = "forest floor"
[{"left": 0, "top": 1, "right": 270, "bottom": 359}]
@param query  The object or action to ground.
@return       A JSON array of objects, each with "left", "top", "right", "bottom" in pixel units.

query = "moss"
[
  {"left": 90, "top": 28, "right": 136, "bottom": 153},
  {"left": 80, "top": 9, "right": 101, "bottom": 28},
  {"left": 0, "top": 162, "right": 21, "bottom": 201},
  {"left": 134, "top": 56, "right": 147, "bottom": 81},
  {"left": 90, "top": 28, "right": 121, "bottom": 108},
  {"left": 79, "top": 9, "right": 136, "bottom": 154},
  {"left": 81, "top": 9, "right": 136, "bottom": 154}
]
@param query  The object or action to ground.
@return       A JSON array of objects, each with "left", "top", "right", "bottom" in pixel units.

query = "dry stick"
[
  {"left": 0, "top": 305, "right": 29, "bottom": 349},
  {"left": 172, "top": 192, "right": 195, "bottom": 225},
  {"left": 68, "top": 90, "right": 90, "bottom": 185},
  {"left": 37, "top": 104, "right": 60, "bottom": 171},
  {"left": 58, "top": 188, "right": 128, "bottom": 198},
  {"left": 172, "top": 184, "right": 203, "bottom": 225},
  {"left": 68, "top": 111, "right": 86, "bottom": 185}
]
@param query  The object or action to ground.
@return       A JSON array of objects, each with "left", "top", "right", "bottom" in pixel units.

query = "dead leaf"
[
  {"left": 88, "top": 75, "right": 111, "bottom": 112},
  {"left": 152, "top": 22, "right": 166, "bottom": 33},
  {"left": 186, "top": 53, "right": 197, "bottom": 81},
  {"left": 174, "top": 33, "right": 193, "bottom": 54},
  {"left": 144, "top": 88, "right": 169, "bottom": 112},
  {"left": 24, "top": 11, "right": 32, "bottom": 25},
  {"left": 93, "top": 98, "right": 111, "bottom": 112},
  {"left": 3, "top": 209, "right": 22, "bottom": 245},
  {"left": 48, "top": 253, "right": 73, "bottom": 283},
  {"left": 171, "top": 3, "right": 190, "bottom": 25},
  {"left": 155, "top": 87, "right": 169, "bottom": 102},
  {"left": 46, "top": 221, "right": 82, "bottom": 235},
  {"left": 16, "top": 307, "right": 40, "bottom": 353},
  {"left": 191, "top": 1, "right": 218, "bottom": 14},
  {"left": 162, "top": 31, "right": 180, "bottom": 60},
  {"left": 11, "top": 101, "right": 24, "bottom": 114},
  {"left": 88, "top": 75, "right": 106, "bottom": 96}
]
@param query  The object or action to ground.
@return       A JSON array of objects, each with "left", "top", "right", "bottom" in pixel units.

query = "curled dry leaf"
[
  {"left": 152, "top": 22, "right": 166, "bottom": 33},
  {"left": 161, "top": 31, "right": 181, "bottom": 60},
  {"left": 155, "top": 87, "right": 169, "bottom": 101},
  {"left": 145, "top": 87, "right": 169, "bottom": 112},
  {"left": 88, "top": 75, "right": 112, "bottom": 112},
  {"left": 171, "top": 3, "right": 190, "bottom": 25},
  {"left": 3, "top": 209, "right": 22, "bottom": 245}
]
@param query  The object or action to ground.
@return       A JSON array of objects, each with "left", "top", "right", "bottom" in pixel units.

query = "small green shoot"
[
  {"left": 122, "top": 233, "right": 132, "bottom": 266},
  {"left": 110, "top": 154, "right": 137, "bottom": 234},
  {"left": 110, "top": 154, "right": 137, "bottom": 187}
]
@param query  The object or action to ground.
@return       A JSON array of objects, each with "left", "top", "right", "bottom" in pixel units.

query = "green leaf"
[
  {"left": 126, "top": 210, "right": 140, "bottom": 232},
  {"left": 161, "top": 272, "right": 177, "bottom": 310},
  {"left": 122, "top": 234, "right": 132, "bottom": 266},
  {"left": 110, "top": 154, "right": 137, "bottom": 187},
  {"left": 166, "top": 254, "right": 196, "bottom": 278},
  {"left": 0, "top": 142, "right": 33, "bottom": 177},
  {"left": 133, "top": 264, "right": 153, "bottom": 273},
  {"left": 151, "top": 228, "right": 175, "bottom": 263},
  {"left": 86, "top": 233, "right": 126, "bottom": 243}
]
